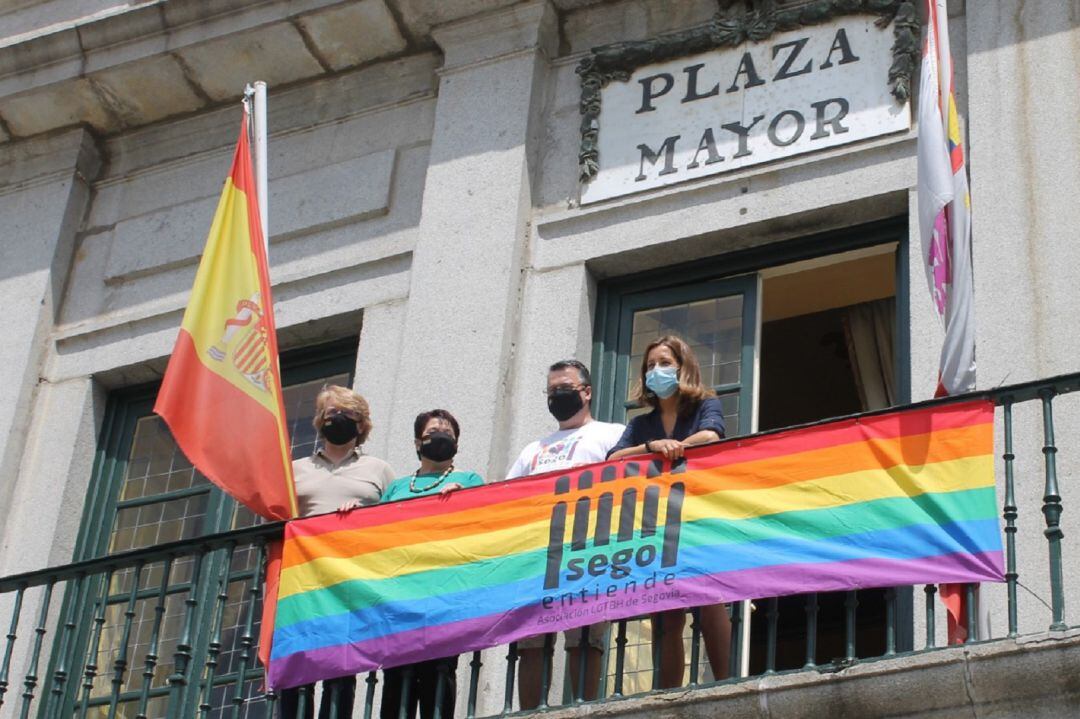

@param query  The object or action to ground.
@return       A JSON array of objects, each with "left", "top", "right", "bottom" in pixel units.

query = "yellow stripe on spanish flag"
[{"left": 154, "top": 109, "right": 296, "bottom": 520}]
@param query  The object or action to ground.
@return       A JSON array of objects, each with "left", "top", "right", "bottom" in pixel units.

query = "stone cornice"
[{"left": 431, "top": 1, "right": 558, "bottom": 74}]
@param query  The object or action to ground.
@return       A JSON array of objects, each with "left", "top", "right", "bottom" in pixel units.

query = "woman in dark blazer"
[{"left": 608, "top": 335, "right": 730, "bottom": 688}]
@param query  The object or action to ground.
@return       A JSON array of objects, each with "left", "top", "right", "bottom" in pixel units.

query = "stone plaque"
[{"left": 580, "top": 15, "right": 912, "bottom": 205}]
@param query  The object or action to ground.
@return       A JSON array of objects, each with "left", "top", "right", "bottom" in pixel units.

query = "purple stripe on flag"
[
  {"left": 268, "top": 549, "right": 1002, "bottom": 689},
  {"left": 930, "top": 210, "right": 950, "bottom": 315}
]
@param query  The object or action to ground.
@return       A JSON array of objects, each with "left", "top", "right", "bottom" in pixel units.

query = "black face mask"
[
  {"left": 321, "top": 413, "right": 359, "bottom": 446},
  {"left": 547, "top": 388, "right": 585, "bottom": 422},
  {"left": 418, "top": 431, "right": 458, "bottom": 462}
]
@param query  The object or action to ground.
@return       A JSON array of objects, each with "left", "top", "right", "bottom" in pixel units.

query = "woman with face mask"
[
  {"left": 281, "top": 385, "right": 396, "bottom": 719},
  {"left": 380, "top": 409, "right": 484, "bottom": 719},
  {"left": 607, "top": 335, "right": 730, "bottom": 689}
]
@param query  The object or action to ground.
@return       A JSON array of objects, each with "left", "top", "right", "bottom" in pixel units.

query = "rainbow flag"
[
  {"left": 268, "top": 400, "right": 1002, "bottom": 688},
  {"left": 155, "top": 109, "right": 295, "bottom": 520}
]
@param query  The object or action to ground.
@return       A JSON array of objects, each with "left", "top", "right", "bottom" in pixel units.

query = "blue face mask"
[{"left": 645, "top": 366, "right": 680, "bottom": 399}]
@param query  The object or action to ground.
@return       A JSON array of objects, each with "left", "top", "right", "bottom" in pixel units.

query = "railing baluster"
[
  {"left": 884, "top": 588, "right": 897, "bottom": 656},
  {"left": 924, "top": 584, "right": 937, "bottom": 649},
  {"left": 843, "top": 591, "right": 858, "bottom": 662},
  {"left": 296, "top": 684, "right": 310, "bottom": 718},
  {"left": 803, "top": 593, "right": 818, "bottom": 668},
  {"left": 363, "top": 670, "right": 378, "bottom": 719},
  {"left": 266, "top": 688, "right": 277, "bottom": 719},
  {"left": 965, "top": 584, "right": 978, "bottom": 642},
  {"left": 538, "top": 633, "right": 553, "bottom": 708},
  {"left": 168, "top": 549, "right": 204, "bottom": 719},
  {"left": 1002, "top": 398, "right": 1020, "bottom": 637},
  {"left": 688, "top": 608, "right": 702, "bottom": 685},
  {"left": 228, "top": 541, "right": 268, "bottom": 717},
  {"left": 433, "top": 661, "right": 448, "bottom": 719},
  {"left": 77, "top": 571, "right": 113, "bottom": 719},
  {"left": 612, "top": 620, "right": 627, "bottom": 697},
  {"left": 136, "top": 559, "right": 173, "bottom": 719},
  {"left": 1039, "top": 389, "right": 1067, "bottom": 631},
  {"left": 199, "top": 543, "right": 237, "bottom": 718},
  {"left": 20, "top": 579, "right": 55, "bottom": 719},
  {"left": 107, "top": 563, "right": 143, "bottom": 719},
  {"left": 465, "top": 652, "right": 480, "bottom": 719},
  {"left": 502, "top": 642, "right": 518, "bottom": 714},
  {"left": 47, "top": 574, "right": 85, "bottom": 719},
  {"left": 328, "top": 679, "right": 342, "bottom": 719},
  {"left": 0, "top": 584, "right": 25, "bottom": 711},
  {"left": 575, "top": 626, "right": 588, "bottom": 702},
  {"left": 397, "top": 665, "right": 414, "bottom": 719},
  {"left": 764, "top": 598, "right": 779, "bottom": 674},
  {"left": 728, "top": 603, "right": 743, "bottom": 680},
  {"left": 651, "top": 614, "right": 663, "bottom": 690}
]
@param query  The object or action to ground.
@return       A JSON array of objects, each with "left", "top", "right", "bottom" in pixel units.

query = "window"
[
  {"left": 591, "top": 221, "right": 911, "bottom": 688},
  {"left": 53, "top": 339, "right": 358, "bottom": 719}
]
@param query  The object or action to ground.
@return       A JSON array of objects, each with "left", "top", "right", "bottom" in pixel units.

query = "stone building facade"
[{"left": 1, "top": 1, "right": 1079, "bottom": 717}]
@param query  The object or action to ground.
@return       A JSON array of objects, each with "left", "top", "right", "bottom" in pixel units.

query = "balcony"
[{"left": 2, "top": 372, "right": 1080, "bottom": 718}]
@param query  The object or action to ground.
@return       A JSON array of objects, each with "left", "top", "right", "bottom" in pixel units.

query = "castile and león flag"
[{"left": 916, "top": 0, "right": 980, "bottom": 643}]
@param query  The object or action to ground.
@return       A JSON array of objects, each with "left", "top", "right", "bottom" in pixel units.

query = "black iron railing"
[{"left": 2, "top": 371, "right": 1078, "bottom": 718}]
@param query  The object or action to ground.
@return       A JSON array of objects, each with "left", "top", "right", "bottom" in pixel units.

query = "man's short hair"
[
  {"left": 413, "top": 409, "right": 461, "bottom": 440},
  {"left": 548, "top": 359, "right": 591, "bottom": 387}
]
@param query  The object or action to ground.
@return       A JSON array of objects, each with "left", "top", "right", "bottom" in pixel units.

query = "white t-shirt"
[{"left": 506, "top": 420, "right": 626, "bottom": 479}]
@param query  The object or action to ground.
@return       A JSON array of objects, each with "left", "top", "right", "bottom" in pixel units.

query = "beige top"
[{"left": 292, "top": 448, "right": 396, "bottom": 518}]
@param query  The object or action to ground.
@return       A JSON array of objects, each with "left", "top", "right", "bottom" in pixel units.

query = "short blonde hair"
[{"left": 313, "top": 385, "right": 373, "bottom": 444}]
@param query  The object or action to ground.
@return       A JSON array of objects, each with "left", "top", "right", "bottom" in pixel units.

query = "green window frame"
[{"left": 48, "top": 338, "right": 359, "bottom": 719}]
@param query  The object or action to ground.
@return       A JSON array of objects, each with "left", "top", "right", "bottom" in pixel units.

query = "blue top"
[
  {"left": 607, "top": 396, "right": 726, "bottom": 457},
  {"left": 381, "top": 469, "right": 485, "bottom": 503}
]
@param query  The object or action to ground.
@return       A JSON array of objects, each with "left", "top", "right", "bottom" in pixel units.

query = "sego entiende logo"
[{"left": 539, "top": 459, "right": 686, "bottom": 612}]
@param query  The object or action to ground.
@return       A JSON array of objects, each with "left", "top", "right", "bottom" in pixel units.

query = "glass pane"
[
  {"left": 718, "top": 392, "right": 739, "bottom": 438},
  {"left": 625, "top": 295, "right": 743, "bottom": 404},
  {"left": 109, "top": 494, "right": 208, "bottom": 554},
  {"left": 121, "top": 416, "right": 201, "bottom": 500},
  {"left": 89, "top": 590, "right": 191, "bottom": 697}
]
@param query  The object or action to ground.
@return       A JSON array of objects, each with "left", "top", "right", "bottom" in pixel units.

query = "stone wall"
[{"left": 1, "top": 0, "right": 1079, "bottom": 716}]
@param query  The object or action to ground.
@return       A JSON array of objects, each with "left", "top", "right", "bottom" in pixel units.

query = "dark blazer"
[{"left": 607, "top": 396, "right": 726, "bottom": 457}]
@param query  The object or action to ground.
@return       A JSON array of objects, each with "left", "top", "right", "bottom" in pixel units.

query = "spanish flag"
[{"left": 155, "top": 109, "right": 297, "bottom": 521}]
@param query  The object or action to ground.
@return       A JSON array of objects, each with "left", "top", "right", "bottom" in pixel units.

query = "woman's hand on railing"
[
  {"left": 337, "top": 499, "right": 363, "bottom": 513},
  {"left": 649, "top": 439, "right": 685, "bottom": 460},
  {"left": 438, "top": 482, "right": 464, "bottom": 498}
]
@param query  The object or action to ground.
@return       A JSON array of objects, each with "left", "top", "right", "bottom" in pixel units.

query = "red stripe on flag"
[{"left": 156, "top": 329, "right": 294, "bottom": 520}]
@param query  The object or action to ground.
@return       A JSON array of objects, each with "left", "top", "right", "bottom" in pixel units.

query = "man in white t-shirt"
[{"left": 507, "top": 359, "right": 624, "bottom": 709}]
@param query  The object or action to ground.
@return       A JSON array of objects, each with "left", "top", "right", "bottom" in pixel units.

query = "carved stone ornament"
[{"left": 575, "top": 0, "right": 919, "bottom": 183}]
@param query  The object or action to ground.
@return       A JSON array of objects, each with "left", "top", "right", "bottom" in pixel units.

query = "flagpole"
[{"left": 252, "top": 81, "right": 270, "bottom": 251}]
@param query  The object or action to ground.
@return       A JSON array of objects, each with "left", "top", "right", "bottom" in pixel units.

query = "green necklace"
[{"left": 410, "top": 464, "right": 454, "bottom": 493}]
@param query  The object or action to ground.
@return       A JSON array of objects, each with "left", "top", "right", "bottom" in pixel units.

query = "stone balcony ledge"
[{"left": 539, "top": 631, "right": 1080, "bottom": 719}]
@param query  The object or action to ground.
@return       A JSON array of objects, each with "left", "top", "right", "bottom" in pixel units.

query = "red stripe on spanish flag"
[{"left": 154, "top": 110, "right": 296, "bottom": 521}]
